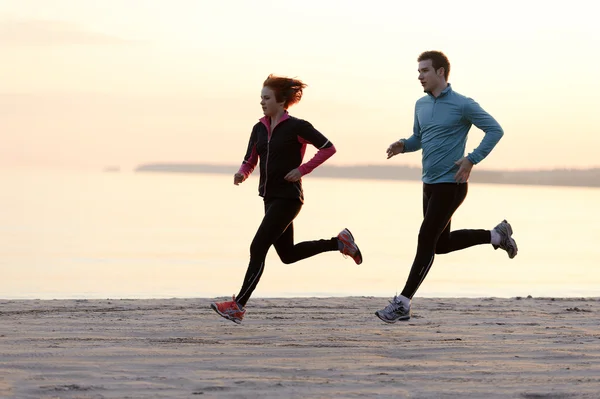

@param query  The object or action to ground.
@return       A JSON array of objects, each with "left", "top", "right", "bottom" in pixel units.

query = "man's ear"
[{"left": 437, "top": 67, "right": 445, "bottom": 78}]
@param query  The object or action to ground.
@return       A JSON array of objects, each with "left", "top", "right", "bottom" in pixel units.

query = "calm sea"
[{"left": 2, "top": 170, "right": 599, "bottom": 300}]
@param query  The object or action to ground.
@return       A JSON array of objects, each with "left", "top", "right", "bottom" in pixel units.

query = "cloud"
[{"left": 0, "top": 19, "right": 129, "bottom": 46}]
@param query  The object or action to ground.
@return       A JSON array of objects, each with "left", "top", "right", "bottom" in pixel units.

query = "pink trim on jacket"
[
  {"left": 259, "top": 112, "right": 290, "bottom": 136},
  {"left": 239, "top": 111, "right": 335, "bottom": 178},
  {"left": 298, "top": 143, "right": 336, "bottom": 176},
  {"left": 238, "top": 146, "right": 258, "bottom": 178},
  {"left": 239, "top": 112, "right": 290, "bottom": 178}
]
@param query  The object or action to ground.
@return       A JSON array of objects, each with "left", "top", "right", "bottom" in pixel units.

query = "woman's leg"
[
  {"left": 273, "top": 211, "right": 339, "bottom": 264},
  {"left": 235, "top": 198, "right": 303, "bottom": 307}
]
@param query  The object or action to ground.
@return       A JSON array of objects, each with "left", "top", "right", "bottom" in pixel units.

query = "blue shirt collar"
[{"left": 427, "top": 83, "right": 452, "bottom": 98}]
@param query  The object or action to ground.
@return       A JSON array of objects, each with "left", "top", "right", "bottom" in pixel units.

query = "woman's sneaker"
[
  {"left": 337, "top": 228, "right": 363, "bottom": 265},
  {"left": 210, "top": 295, "right": 246, "bottom": 324}
]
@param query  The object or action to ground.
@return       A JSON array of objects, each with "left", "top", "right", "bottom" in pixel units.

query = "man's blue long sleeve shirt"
[{"left": 403, "top": 84, "right": 504, "bottom": 184}]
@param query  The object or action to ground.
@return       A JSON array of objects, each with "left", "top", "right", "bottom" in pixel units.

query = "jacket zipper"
[{"left": 262, "top": 125, "right": 272, "bottom": 197}]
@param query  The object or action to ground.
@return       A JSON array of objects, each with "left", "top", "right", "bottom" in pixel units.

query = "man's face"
[{"left": 418, "top": 59, "right": 445, "bottom": 93}]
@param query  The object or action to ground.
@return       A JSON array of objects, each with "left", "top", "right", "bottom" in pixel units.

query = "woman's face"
[{"left": 260, "top": 86, "right": 285, "bottom": 117}]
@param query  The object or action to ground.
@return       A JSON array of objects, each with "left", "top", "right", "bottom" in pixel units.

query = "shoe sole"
[
  {"left": 507, "top": 238, "right": 518, "bottom": 259},
  {"left": 502, "top": 221, "right": 518, "bottom": 259},
  {"left": 210, "top": 303, "right": 243, "bottom": 324},
  {"left": 343, "top": 228, "right": 363, "bottom": 265},
  {"left": 375, "top": 311, "right": 410, "bottom": 323},
  {"left": 496, "top": 220, "right": 518, "bottom": 259}
]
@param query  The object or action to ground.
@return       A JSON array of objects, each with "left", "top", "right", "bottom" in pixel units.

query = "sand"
[{"left": 1, "top": 296, "right": 599, "bottom": 398}]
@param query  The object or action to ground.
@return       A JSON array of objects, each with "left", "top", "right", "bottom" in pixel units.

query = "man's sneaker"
[
  {"left": 337, "top": 228, "right": 363, "bottom": 265},
  {"left": 493, "top": 220, "right": 518, "bottom": 259},
  {"left": 210, "top": 295, "right": 246, "bottom": 324},
  {"left": 375, "top": 296, "right": 411, "bottom": 323}
]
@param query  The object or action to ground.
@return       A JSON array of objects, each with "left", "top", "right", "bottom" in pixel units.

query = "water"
[{"left": 2, "top": 169, "right": 599, "bottom": 299}]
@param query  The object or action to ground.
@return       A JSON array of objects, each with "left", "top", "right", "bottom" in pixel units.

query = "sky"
[{"left": 2, "top": 0, "right": 599, "bottom": 171}]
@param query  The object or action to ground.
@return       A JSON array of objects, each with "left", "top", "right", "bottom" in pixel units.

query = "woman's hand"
[
  {"left": 233, "top": 173, "right": 246, "bottom": 185},
  {"left": 284, "top": 168, "right": 302, "bottom": 182}
]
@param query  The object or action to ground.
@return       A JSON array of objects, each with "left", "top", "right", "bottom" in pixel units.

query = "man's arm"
[
  {"left": 388, "top": 105, "right": 422, "bottom": 159},
  {"left": 464, "top": 99, "right": 504, "bottom": 164},
  {"left": 402, "top": 105, "right": 423, "bottom": 153}
]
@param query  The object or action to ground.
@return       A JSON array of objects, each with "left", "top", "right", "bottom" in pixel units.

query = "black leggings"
[
  {"left": 236, "top": 198, "right": 338, "bottom": 307},
  {"left": 401, "top": 183, "right": 491, "bottom": 299}
]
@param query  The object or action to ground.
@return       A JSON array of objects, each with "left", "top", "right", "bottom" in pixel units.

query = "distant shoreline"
[{"left": 134, "top": 163, "right": 600, "bottom": 188}]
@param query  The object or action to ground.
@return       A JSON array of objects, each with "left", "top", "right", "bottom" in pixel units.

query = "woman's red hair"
[{"left": 263, "top": 74, "right": 307, "bottom": 109}]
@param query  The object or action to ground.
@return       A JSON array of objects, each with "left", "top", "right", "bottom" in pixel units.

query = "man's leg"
[
  {"left": 435, "top": 184, "right": 490, "bottom": 254},
  {"left": 376, "top": 183, "right": 467, "bottom": 323},
  {"left": 400, "top": 183, "right": 469, "bottom": 299}
]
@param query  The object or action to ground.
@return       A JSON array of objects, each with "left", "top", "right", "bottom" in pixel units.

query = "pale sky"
[{"left": 2, "top": 0, "right": 599, "bottom": 171}]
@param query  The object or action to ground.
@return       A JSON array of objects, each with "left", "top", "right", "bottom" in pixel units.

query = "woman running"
[{"left": 210, "top": 74, "right": 362, "bottom": 324}]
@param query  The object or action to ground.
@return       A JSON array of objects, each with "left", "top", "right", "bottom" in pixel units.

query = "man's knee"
[
  {"left": 417, "top": 231, "right": 437, "bottom": 247},
  {"left": 278, "top": 253, "right": 298, "bottom": 264},
  {"left": 249, "top": 242, "right": 269, "bottom": 260},
  {"left": 435, "top": 245, "right": 451, "bottom": 254},
  {"left": 434, "top": 237, "right": 452, "bottom": 254}
]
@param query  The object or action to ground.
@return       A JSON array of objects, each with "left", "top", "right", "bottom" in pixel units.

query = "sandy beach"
[{"left": 1, "top": 296, "right": 598, "bottom": 398}]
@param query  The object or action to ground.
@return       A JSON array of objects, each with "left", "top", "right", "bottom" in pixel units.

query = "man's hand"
[
  {"left": 386, "top": 140, "right": 405, "bottom": 159},
  {"left": 284, "top": 168, "right": 302, "bottom": 182},
  {"left": 233, "top": 173, "right": 245, "bottom": 185},
  {"left": 454, "top": 157, "right": 473, "bottom": 183}
]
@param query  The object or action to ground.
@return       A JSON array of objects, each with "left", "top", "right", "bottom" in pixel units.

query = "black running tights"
[
  {"left": 401, "top": 183, "right": 491, "bottom": 299},
  {"left": 236, "top": 198, "right": 338, "bottom": 307}
]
